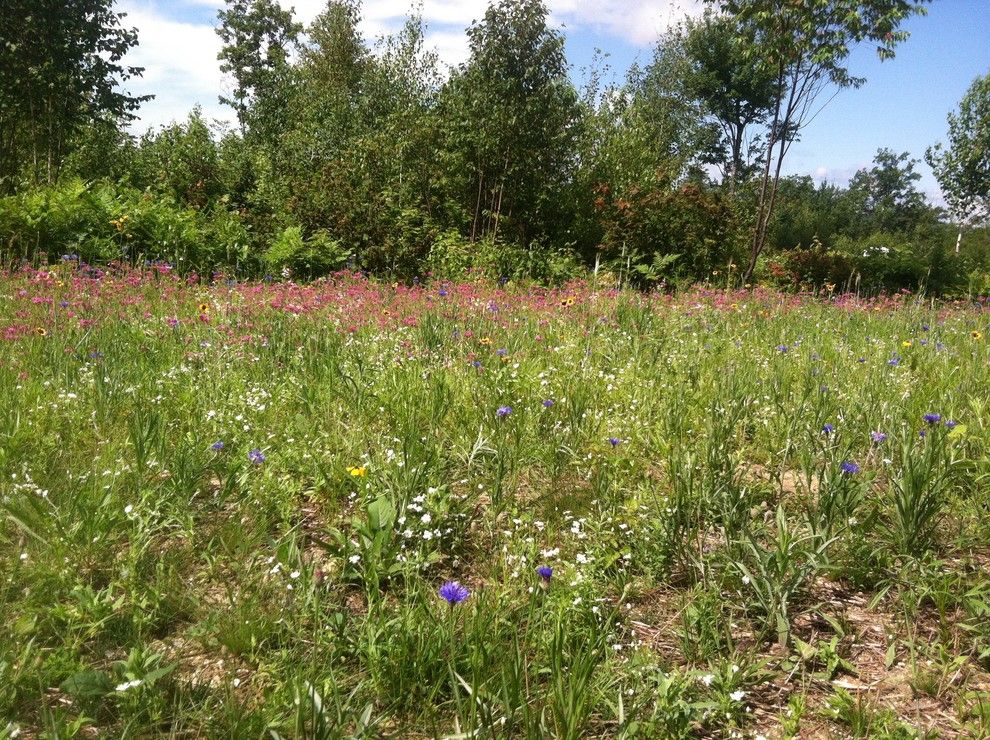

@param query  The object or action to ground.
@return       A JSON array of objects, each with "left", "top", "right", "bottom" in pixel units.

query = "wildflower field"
[{"left": 3, "top": 264, "right": 990, "bottom": 738}]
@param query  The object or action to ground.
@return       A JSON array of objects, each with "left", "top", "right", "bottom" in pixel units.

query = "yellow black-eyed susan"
[
  {"left": 34, "top": 327, "right": 47, "bottom": 337},
  {"left": 560, "top": 296, "right": 576, "bottom": 307},
  {"left": 973, "top": 330, "right": 984, "bottom": 341},
  {"left": 198, "top": 302, "right": 210, "bottom": 313}
]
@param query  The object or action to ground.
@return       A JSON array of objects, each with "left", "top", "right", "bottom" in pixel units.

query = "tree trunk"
[{"left": 743, "top": 64, "right": 785, "bottom": 284}]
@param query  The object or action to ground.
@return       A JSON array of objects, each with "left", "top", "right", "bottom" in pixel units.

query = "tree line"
[{"left": 1, "top": 0, "right": 988, "bottom": 293}]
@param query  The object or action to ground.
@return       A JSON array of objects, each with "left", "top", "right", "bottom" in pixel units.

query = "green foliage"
[
  {"left": 733, "top": 506, "right": 833, "bottom": 647},
  {"left": 2, "top": 276, "right": 989, "bottom": 735},
  {"left": 0, "top": 179, "right": 251, "bottom": 272},
  {"left": 216, "top": 0, "right": 301, "bottom": 142},
  {"left": 0, "top": 0, "right": 149, "bottom": 190},
  {"left": 264, "top": 226, "right": 350, "bottom": 279},
  {"left": 844, "top": 149, "right": 937, "bottom": 237},
  {"left": 440, "top": 0, "right": 580, "bottom": 247},
  {"left": 712, "top": 0, "right": 932, "bottom": 279},
  {"left": 682, "top": 10, "right": 778, "bottom": 186},
  {"left": 130, "top": 108, "right": 225, "bottom": 209},
  {"left": 596, "top": 181, "right": 746, "bottom": 285},
  {"left": 926, "top": 73, "right": 990, "bottom": 228}
]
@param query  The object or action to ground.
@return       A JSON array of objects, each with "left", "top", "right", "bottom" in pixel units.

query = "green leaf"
[
  {"left": 884, "top": 642, "right": 897, "bottom": 669},
  {"left": 367, "top": 496, "right": 395, "bottom": 531},
  {"left": 60, "top": 669, "right": 114, "bottom": 698},
  {"left": 948, "top": 423, "right": 967, "bottom": 439}
]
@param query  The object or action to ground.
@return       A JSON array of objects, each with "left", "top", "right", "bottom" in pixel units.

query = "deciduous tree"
[
  {"left": 0, "top": 0, "right": 149, "bottom": 190},
  {"left": 712, "top": 0, "right": 931, "bottom": 281},
  {"left": 926, "top": 73, "right": 990, "bottom": 245}
]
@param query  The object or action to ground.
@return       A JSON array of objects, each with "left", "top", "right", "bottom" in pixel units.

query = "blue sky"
[{"left": 120, "top": 0, "right": 989, "bottom": 202}]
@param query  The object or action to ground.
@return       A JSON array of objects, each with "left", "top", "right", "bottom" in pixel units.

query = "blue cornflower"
[
  {"left": 608, "top": 437, "right": 621, "bottom": 447},
  {"left": 439, "top": 580, "right": 470, "bottom": 605},
  {"left": 542, "top": 399, "right": 554, "bottom": 408},
  {"left": 536, "top": 565, "right": 553, "bottom": 581},
  {"left": 922, "top": 324, "right": 930, "bottom": 332},
  {"left": 923, "top": 413, "right": 942, "bottom": 425},
  {"left": 496, "top": 348, "right": 508, "bottom": 357},
  {"left": 822, "top": 423, "right": 835, "bottom": 436},
  {"left": 497, "top": 406, "right": 513, "bottom": 418},
  {"left": 471, "top": 360, "right": 482, "bottom": 369},
  {"left": 248, "top": 448, "right": 265, "bottom": 464},
  {"left": 211, "top": 440, "right": 225, "bottom": 451},
  {"left": 945, "top": 419, "right": 958, "bottom": 429},
  {"left": 776, "top": 344, "right": 789, "bottom": 353},
  {"left": 439, "top": 288, "right": 449, "bottom": 297},
  {"left": 870, "top": 431, "right": 887, "bottom": 444},
  {"left": 840, "top": 460, "right": 860, "bottom": 475},
  {"left": 887, "top": 355, "right": 901, "bottom": 367},
  {"left": 857, "top": 357, "right": 866, "bottom": 363}
]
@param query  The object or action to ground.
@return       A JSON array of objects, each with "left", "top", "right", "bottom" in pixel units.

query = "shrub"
[
  {"left": 263, "top": 226, "right": 351, "bottom": 279},
  {"left": 0, "top": 179, "right": 251, "bottom": 275}
]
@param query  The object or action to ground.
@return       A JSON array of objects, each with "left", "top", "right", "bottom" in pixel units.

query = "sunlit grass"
[{"left": 1, "top": 264, "right": 989, "bottom": 736}]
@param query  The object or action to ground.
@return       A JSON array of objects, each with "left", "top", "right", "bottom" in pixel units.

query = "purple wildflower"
[
  {"left": 542, "top": 399, "right": 555, "bottom": 408},
  {"left": 840, "top": 461, "right": 860, "bottom": 475},
  {"left": 945, "top": 419, "right": 958, "bottom": 429},
  {"left": 870, "top": 431, "right": 887, "bottom": 444},
  {"left": 923, "top": 413, "right": 941, "bottom": 425},
  {"left": 537, "top": 565, "right": 553, "bottom": 581},
  {"left": 439, "top": 580, "right": 470, "bottom": 605},
  {"left": 496, "top": 348, "right": 508, "bottom": 357},
  {"left": 776, "top": 344, "right": 789, "bottom": 353},
  {"left": 608, "top": 437, "right": 621, "bottom": 447},
  {"left": 211, "top": 440, "right": 225, "bottom": 451},
  {"left": 822, "top": 423, "right": 835, "bottom": 436},
  {"left": 888, "top": 355, "right": 901, "bottom": 367},
  {"left": 497, "top": 406, "right": 513, "bottom": 418},
  {"left": 248, "top": 448, "right": 265, "bottom": 464}
]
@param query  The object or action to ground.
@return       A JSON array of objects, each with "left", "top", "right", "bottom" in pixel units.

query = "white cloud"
[
  {"left": 551, "top": 0, "right": 705, "bottom": 46},
  {"left": 120, "top": 1, "right": 234, "bottom": 130},
  {"left": 808, "top": 164, "right": 865, "bottom": 186}
]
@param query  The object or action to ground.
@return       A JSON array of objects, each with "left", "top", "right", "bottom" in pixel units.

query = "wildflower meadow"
[{"left": 2, "top": 262, "right": 990, "bottom": 737}]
